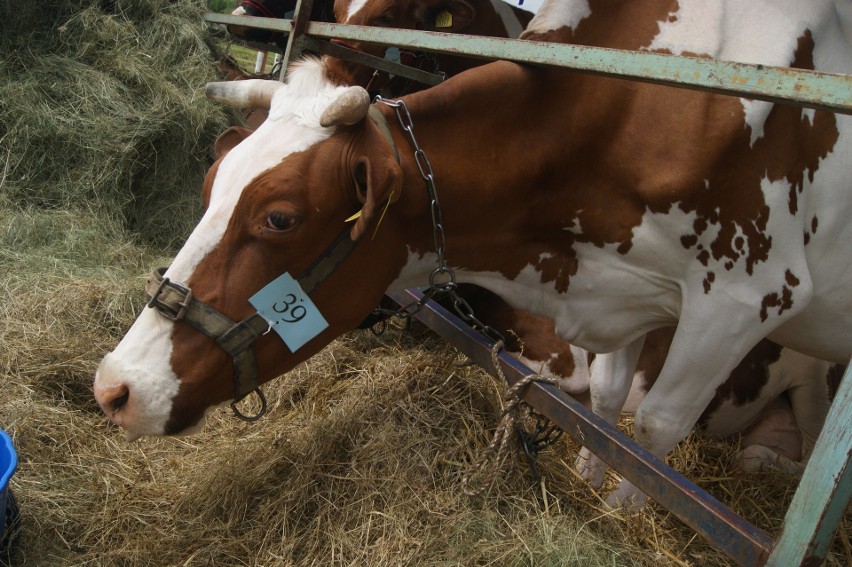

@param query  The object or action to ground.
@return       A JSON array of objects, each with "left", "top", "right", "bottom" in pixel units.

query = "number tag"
[{"left": 249, "top": 273, "right": 329, "bottom": 352}]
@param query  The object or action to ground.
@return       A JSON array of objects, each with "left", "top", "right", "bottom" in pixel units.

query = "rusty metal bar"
[
  {"left": 206, "top": 13, "right": 445, "bottom": 86},
  {"left": 299, "top": 36, "right": 444, "bottom": 86},
  {"left": 205, "top": 13, "right": 293, "bottom": 35},
  {"left": 386, "top": 288, "right": 775, "bottom": 566},
  {"left": 765, "top": 361, "right": 852, "bottom": 565},
  {"left": 202, "top": 14, "right": 852, "bottom": 114}
]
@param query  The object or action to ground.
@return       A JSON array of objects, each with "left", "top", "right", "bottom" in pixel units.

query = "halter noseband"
[{"left": 145, "top": 228, "right": 356, "bottom": 421}]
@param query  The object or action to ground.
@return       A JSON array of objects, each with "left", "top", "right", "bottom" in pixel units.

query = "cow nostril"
[{"left": 108, "top": 385, "right": 130, "bottom": 415}]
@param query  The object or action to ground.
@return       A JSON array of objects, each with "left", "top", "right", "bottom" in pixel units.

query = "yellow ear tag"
[
  {"left": 345, "top": 210, "right": 362, "bottom": 222},
  {"left": 435, "top": 10, "right": 452, "bottom": 28}
]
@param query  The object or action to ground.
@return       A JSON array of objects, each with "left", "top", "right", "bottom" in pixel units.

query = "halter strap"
[{"left": 145, "top": 227, "right": 356, "bottom": 420}]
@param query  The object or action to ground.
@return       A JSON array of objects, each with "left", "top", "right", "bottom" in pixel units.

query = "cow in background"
[
  {"left": 228, "top": 0, "right": 335, "bottom": 44},
  {"left": 227, "top": 0, "right": 532, "bottom": 93}
]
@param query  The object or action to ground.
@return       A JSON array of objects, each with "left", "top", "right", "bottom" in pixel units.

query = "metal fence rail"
[
  {"left": 204, "top": 12, "right": 852, "bottom": 115},
  {"left": 205, "top": 6, "right": 852, "bottom": 565}
]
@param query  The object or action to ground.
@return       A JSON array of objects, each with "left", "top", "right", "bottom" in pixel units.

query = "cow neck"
[
  {"left": 144, "top": 227, "right": 356, "bottom": 422},
  {"left": 370, "top": 96, "right": 506, "bottom": 346}
]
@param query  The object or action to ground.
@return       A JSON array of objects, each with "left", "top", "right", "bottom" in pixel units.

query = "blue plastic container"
[{"left": 0, "top": 430, "right": 17, "bottom": 542}]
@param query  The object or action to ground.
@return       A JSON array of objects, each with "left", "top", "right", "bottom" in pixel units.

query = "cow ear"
[
  {"left": 350, "top": 156, "right": 402, "bottom": 241},
  {"left": 425, "top": 0, "right": 476, "bottom": 32},
  {"left": 213, "top": 126, "right": 253, "bottom": 160}
]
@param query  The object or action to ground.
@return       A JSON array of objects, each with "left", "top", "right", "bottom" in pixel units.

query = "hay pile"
[
  {"left": 0, "top": 0, "right": 231, "bottom": 247},
  {"left": 1, "top": 1, "right": 851, "bottom": 566},
  {"left": 2, "top": 210, "right": 851, "bottom": 566}
]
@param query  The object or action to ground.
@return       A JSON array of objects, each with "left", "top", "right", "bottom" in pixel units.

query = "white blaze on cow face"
[{"left": 94, "top": 61, "right": 353, "bottom": 439}]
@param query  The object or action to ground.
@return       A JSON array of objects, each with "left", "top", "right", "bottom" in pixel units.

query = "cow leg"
[
  {"left": 737, "top": 395, "right": 804, "bottom": 473},
  {"left": 606, "top": 318, "right": 785, "bottom": 509},
  {"left": 576, "top": 336, "right": 645, "bottom": 488},
  {"left": 784, "top": 355, "right": 835, "bottom": 459}
]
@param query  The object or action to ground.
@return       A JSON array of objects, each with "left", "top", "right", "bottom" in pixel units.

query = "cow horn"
[
  {"left": 319, "top": 86, "right": 371, "bottom": 127},
  {"left": 205, "top": 79, "right": 285, "bottom": 109}
]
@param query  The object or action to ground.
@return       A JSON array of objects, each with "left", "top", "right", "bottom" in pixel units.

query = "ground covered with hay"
[{"left": 1, "top": 1, "right": 851, "bottom": 566}]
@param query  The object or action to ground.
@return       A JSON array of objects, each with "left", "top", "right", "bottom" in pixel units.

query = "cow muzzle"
[{"left": 144, "top": 267, "right": 270, "bottom": 421}]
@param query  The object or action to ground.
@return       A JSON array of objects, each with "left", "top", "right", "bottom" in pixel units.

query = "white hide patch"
[
  {"left": 645, "top": 0, "right": 837, "bottom": 146},
  {"left": 523, "top": 0, "right": 590, "bottom": 36},
  {"left": 95, "top": 308, "right": 180, "bottom": 439},
  {"left": 344, "top": 0, "right": 371, "bottom": 22}
]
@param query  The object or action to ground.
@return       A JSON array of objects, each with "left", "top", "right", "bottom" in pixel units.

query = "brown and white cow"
[
  {"left": 225, "top": 0, "right": 844, "bottom": 469},
  {"left": 95, "top": 1, "right": 852, "bottom": 510}
]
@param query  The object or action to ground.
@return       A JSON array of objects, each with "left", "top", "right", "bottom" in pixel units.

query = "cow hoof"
[
  {"left": 575, "top": 447, "right": 607, "bottom": 488},
  {"left": 605, "top": 482, "right": 648, "bottom": 512},
  {"left": 738, "top": 445, "right": 805, "bottom": 475}
]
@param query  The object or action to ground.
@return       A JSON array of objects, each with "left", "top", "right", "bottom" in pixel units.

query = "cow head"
[
  {"left": 327, "top": 0, "right": 476, "bottom": 85},
  {"left": 93, "top": 74, "right": 407, "bottom": 439}
]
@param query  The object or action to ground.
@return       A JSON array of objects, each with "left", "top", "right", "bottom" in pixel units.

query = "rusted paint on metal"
[
  {"left": 387, "top": 288, "right": 774, "bottom": 567},
  {"left": 765, "top": 363, "right": 852, "bottom": 565},
  {"left": 202, "top": 14, "right": 852, "bottom": 114},
  {"left": 204, "top": 12, "right": 292, "bottom": 34}
]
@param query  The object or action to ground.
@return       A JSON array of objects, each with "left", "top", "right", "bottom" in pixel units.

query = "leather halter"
[
  {"left": 143, "top": 104, "right": 398, "bottom": 422},
  {"left": 145, "top": 228, "right": 356, "bottom": 421}
]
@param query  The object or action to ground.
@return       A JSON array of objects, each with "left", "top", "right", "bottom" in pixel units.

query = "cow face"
[
  {"left": 94, "top": 76, "right": 405, "bottom": 439},
  {"left": 328, "top": 0, "right": 476, "bottom": 84},
  {"left": 337, "top": 0, "right": 475, "bottom": 32}
]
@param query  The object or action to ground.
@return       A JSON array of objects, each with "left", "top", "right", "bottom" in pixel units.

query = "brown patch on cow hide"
[
  {"left": 523, "top": 0, "right": 680, "bottom": 50},
  {"left": 635, "top": 327, "right": 675, "bottom": 394},
  {"left": 672, "top": 31, "right": 838, "bottom": 290},
  {"left": 702, "top": 271, "right": 715, "bottom": 294},
  {"left": 699, "top": 339, "right": 783, "bottom": 423},
  {"left": 410, "top": 9, "right": 838, "bottom": 299},
  {"left": 759, "top": 269, "right": 800, "bottom": 322}
]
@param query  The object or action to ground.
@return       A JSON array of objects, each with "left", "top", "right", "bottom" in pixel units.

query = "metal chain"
[{"left": 371, "top": 96, "right": 505, "bottom": 345}]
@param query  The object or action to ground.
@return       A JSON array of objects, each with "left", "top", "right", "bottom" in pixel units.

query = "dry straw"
[{"left": 1, "top": 1, "right": 850, "bottom": 566}]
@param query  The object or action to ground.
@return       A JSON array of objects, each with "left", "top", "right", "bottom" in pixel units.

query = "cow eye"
[
  {"left": 381, "top": 12, "right": 395, "bottom": 23},
  {"left": 265, "top": 211, "right": 295, "bottom": 231}
]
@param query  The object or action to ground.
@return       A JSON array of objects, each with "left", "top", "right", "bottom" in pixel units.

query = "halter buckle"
[{"left": 147, "top": 275, "right": 193, "bottom": 321}]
